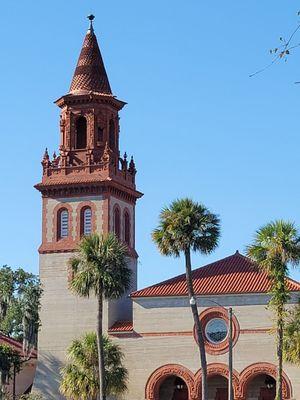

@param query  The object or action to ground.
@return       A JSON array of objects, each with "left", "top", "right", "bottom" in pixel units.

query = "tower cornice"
[
  {"left": 34, "top": 179, "right": 143, "bottom": 204},
  {"left": 55, "top": 92, "right": 126, "bottom": 111}
]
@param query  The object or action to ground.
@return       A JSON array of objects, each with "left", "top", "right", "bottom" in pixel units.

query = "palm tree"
[
  {"left": 283, "top": 302, "right": 300, "bottom": 365},
  {"left": 69, "top": 233, "right": 131, "bottom": 400},
  {"left": 60, "top": 332, "right": 128, "bottom": 400},
  {"left": 246, "top": 220, "right": 300, "bottom": 400},
  {"left": 152, "top": 198, "right": 220, "bottom": 400}
]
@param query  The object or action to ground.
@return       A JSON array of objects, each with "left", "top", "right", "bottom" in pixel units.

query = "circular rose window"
[
  {"left": 193, "top": 307, "right": 240, "bottom": 355},
  {"left": 205, "top": 318, "right": 228, "bottom": 344}
]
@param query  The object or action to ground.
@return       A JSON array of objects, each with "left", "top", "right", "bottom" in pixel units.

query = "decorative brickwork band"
[
  {"left": 194, "top": 363, "right": 241, "bottom": 399},
  {"left": 145, "top": 362, "right": 293, "bottom": 400},
  {"left": 239, "top": 362, "right": 292, "bottom": 400},
  {"left": 194, "top": 307, "right": 240, "bottom": 355},
  {"left": 145, "top": 364, "right": 196, "bottom": 400}
]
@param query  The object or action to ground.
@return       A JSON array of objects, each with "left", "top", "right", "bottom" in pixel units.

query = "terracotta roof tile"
[
  {"left": 108, "top": 321, "right": 133, "bottom": 332},
  {"left": 0, "top": 334, "right": 37, "bottom": 358},
  {"left": 69, "top": 27, "right": 112, "bottom": 95},
  {"left": 131, "top": 252, "right": 300, "bottom": 298}
]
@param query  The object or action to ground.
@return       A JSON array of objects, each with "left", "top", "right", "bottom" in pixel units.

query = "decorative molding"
[
  {"left": 194, "top": 307, "right": 240, "bottom": 355},
  {"left": 144, "top": 362, "right": 293, "bottom": 400},
  {"left": 75, "top": 201, "right": 97, "bottom": 239},
  {"left": 239, "top": 362, "right": 292, "bottom": 399},
  {"left": 195, "top": 363, "right": 240, "bottom": 399},
  {"left": 145, "top": 364, "right": 196, "bottom": 400}
]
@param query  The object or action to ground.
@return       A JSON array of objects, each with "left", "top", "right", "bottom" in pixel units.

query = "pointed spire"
[{"left": 69, "top": 15, "right": 112, "bottom": 95}]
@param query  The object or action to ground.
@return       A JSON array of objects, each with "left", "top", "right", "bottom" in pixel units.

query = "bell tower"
[{"left": 34, "top": 16, "right": 142, "bottom": 398}]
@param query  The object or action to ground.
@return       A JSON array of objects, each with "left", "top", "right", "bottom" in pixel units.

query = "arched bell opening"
[{"left": 75, "top": 116, "right": 87, "bottom": 149}]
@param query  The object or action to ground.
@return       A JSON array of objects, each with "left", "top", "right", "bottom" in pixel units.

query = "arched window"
[
  {"left": 114, "top": 207, "right": 120, "bottom": 239},
  {"left": 58, "top": 209, "right": 69, "bottom": 239},
  {"left": 124, "top": 211, "right": 130, "bottom": 246},
  {"left": 81, "top": 207, "right": 92, "bottom": 236},
  {"left": 97, "top": 126, "right": 104, "bottom": 143},
  {"left": 75, "top": 116, "right": 87, "bottom": 149},
  {"left": 109, "top": 119, "right": 115, "bottom": 149}
]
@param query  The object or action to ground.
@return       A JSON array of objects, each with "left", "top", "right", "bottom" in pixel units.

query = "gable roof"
[{"left": 131, "top": 251, "right": 300, "bottom": 298}]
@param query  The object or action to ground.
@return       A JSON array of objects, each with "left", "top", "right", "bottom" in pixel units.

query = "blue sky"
[{"left": 1, "top": 1, "right": 300, "bottom": 288}]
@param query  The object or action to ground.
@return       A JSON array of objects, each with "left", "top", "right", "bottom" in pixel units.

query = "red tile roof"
[
  {"left": 131, "top": 252, "right": 300, "bottom": 298},
  {"left": 108, "top": 321, "right": 133, "bottom": 332},
  {"left": 0, "top": 334, "right": 37, "bottom": 358}
]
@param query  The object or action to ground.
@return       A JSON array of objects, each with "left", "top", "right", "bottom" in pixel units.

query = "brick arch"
[
  {"left": 145, "top": 364, "right": 197, "bottom": 400},
  {"left": 76, "top": 201, "right": 97, "bottom": 238},
  {"left": 53, "top": 202, "right": 73, "bottom": 242},
  {"left": 239, "top": 362, "right": 292, "bottom": 400},
  {"left": 194, "top": 307, "right": 240, "bottom": 355},
  {"left": 194, "top": 363, "right": 240, "bottom": 399}
]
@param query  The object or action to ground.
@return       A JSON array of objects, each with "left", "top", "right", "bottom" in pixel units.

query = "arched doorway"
[
  {"left": 145, "top": 364, "right": 196, "bottom": 400},
  {"left": 159, "top": 376, "right": 188, "bottom": 400},
  {"left": 195, "top": 363, "right": 239, "bottom": 400},
  {"left": 239, "top": 363, "right": 292, "bottom": 400},
  {"left": 208, "top": 375, "right": 228, "bottom": 400},
  {"left": 245, "top": 374, "right": 276, "bottom": 400}
]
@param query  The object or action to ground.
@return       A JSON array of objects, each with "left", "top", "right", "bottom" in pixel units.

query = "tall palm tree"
[
  {"left": 69, "top": 233, "right": 131, "bottom": 400},
  {"left": 246, "top": 220, "right": 300, "bottom": 400},
  {"left": 152, "top": 198, "right": 220, "bottom": 400},
  {"left": 60, "top": 332, "right": 128, "bottom": 400}
]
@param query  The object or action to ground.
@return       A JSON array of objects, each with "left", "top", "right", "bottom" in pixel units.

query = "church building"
[{"left": 34, "top": 17, "right": 300, "bottom": 400}]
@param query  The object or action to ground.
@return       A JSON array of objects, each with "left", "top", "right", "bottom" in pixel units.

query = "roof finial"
[{"left": 87, "top": 14, "right": 95, "bottom": 33}]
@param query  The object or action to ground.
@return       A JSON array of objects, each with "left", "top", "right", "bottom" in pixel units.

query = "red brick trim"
[
  {"left": 195, "top": 363, "right": 240, "bottom": 399},
  {"left": 145, "top": 364, "right": 197, "bottom": 400},
  {"left": 239, "top": 362, "right": 292, "bottom": 399},
  {"left": 75, "top": 201, "right": 97, "bottom": 239},
  {"left": 109, "top": 327, "right": 270, "bottom": 338},
  {"left": 144, "top": 362, "right": 292, "bottom": 400},
  {"left": 194, "top": 307, "right": 240, "bottom": 355}
]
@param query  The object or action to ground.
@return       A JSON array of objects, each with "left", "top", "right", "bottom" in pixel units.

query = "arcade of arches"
[{"left": 145, "top": 363, "right": 292, "bottom": 400}]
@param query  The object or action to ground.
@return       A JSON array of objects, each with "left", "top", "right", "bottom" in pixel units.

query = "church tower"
[{"left": 34, "top": 16, "right": 142, "bottom": 398}]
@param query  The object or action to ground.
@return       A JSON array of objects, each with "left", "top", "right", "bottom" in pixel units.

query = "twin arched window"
[
  {"left": 57, "top": 206, "right": 93, "bottom": 240},
  {"left": 58, "top": 209, "right": 69, "bottom": 239},
  {"left": 81, "top": 207, "right": 92, "bottom": 236},
  {"left": 75, "top": 116, "right": 87, "bottom": 149}
]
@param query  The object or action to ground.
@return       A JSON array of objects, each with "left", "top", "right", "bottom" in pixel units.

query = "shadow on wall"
[{"left": 33, "top": 353, "right": 64, "bottom": 400}]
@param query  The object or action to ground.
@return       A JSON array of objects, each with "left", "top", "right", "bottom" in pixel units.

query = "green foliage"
[
  {"left": 246, "top": 220, "right": 300, "bottom": 310},
  {"left": 247, "top": 220, "right": 300, "bottom": 400},
  {"left": 60, "top": 332, "right": 128, "bottom": 400},
  {"left": 69, "top": 233, "right": 132, "bottom": 299},
  {"left": 283, "top": 302, "right": 300, "bottom": 365},
  {"left": 19, "top": 394, "right": 44, "bottom": 400},
  {"left": 152, "top": 198, "right": 220, "bottom": 257},
  {"left": 0, "top": 344, "right": 21, "bottom": 385},
  {"left": 0, "top": 266, "right": 42, "bottom": 352}
]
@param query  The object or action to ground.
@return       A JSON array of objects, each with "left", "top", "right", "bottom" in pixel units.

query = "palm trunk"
[
  {"left": 185, "top": 248, "right": 208, "bottom": 400},
  {"left": 97, "top": 292, "right": 106, "bottom": 400},
  {"left": 276, "top": 306, "right": 283, "bottom": 400}
]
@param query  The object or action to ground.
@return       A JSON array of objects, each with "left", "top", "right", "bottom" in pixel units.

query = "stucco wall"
[{"left": 110, "top": 293, "right": 300, "bottom": 400}]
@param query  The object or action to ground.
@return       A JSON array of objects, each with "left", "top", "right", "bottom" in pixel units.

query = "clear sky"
[{"left": 1, "top": 1, "right": 300, "bottom": 288}]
